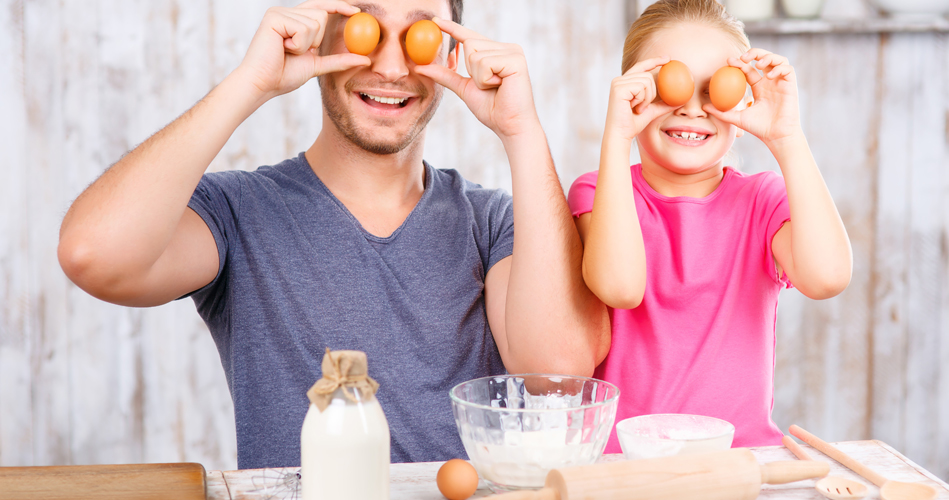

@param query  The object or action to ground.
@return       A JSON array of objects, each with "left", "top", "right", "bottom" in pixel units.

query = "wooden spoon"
[
  {"left": 783, "top": 435, "right": 868, "bottom": 499},
  {"left": 789, "top": 425, "right": 937, "bottom": 500}
]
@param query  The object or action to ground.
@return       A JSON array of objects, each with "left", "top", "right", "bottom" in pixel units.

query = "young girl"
[{"left": 568, "top": 0, "right": 852, "bottom": 451}]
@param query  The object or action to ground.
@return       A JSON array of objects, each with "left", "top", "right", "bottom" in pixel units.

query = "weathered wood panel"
[
  {"left": 0, "top": 0, "right": 947, "bottom": 481},
  {"left": 735, "top": 32, "right": 879, "bottom": 446}
]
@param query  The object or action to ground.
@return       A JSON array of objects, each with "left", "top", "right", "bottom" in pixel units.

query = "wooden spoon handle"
[
  {"left": 789, "top": 425, "right": 887, "bottom": 487},
  {"left": 783, "top": 434, "right": 814, "bottom": 461}
]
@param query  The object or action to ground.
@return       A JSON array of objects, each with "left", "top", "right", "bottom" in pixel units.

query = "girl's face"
[{"left": 636, "top": 23, "right": 746, "bottom": 178}]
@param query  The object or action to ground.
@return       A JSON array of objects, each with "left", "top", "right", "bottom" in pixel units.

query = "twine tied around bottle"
[{"left": 307, "top": 348, "right": 380, "bottom": 412}]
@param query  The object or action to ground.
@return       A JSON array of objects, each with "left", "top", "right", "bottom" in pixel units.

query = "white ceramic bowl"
[
  {"left": 616, "top": 413, "right": 735, "bottom": 460},
  {"left": 450, "top": 374, "right": 619, "bottom": 493},
  {"left": 872, "top": 0, "right": 949, "bottom": 18}
]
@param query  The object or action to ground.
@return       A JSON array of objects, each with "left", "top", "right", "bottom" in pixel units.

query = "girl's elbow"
[
  {"left": 602, "top": 292, "right": 643, "bottom": 310},
  {"left": 582, "top": 264, "right": 645, "bottom": 310},
  {"left": 589, "top": 282, "right": 644, "bottom": 309},
  {"left": 800, "top": 268, "right": 852, "bottom": 300}
]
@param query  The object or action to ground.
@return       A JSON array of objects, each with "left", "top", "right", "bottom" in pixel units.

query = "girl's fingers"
[
  {"left": 626, "top": 56, "right": 671, "bottom": 76},
  {"left": 703, "top": 104, "right": 741, "bottom": 127},
  {"left": 768, "top": 64, "right": 794, "bottom": 80},
  {"left": 741, "top": 48, "right": 772, "bottom": 63},
  {"left": 736, "top": 60, "right": 764, "bottom": 86},
  {"left": 759, "top": 54, "right": 788, "bottom": 71}
]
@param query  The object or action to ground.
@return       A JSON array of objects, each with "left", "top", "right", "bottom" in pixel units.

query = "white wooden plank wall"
[{"left": 0, "top": 0, "right": 946, "bottom": 480}]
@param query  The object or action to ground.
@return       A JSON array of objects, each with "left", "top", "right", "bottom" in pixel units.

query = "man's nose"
[{"left": 370, "top": 34, "right": 410, "bottom": 82}]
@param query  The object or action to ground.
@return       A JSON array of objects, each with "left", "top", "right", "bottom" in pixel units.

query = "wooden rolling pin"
[
  {"left": 490, "top": 448, "right": 829, "bottom": 500},
  {"left": 0, "top": 462, "right": 206, "bottom": 500}
]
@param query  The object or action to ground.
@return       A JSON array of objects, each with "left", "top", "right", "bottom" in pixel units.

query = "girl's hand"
[
  {"left": 605, "top": 57, "right": 676, "bottom": 142},
  {"left": 704, "top": 49, "right": 802, "bottom": 148}
]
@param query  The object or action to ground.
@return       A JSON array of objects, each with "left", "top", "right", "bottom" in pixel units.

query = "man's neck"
[{"left": 304, "top": 127, "right": 427, "bottom": 238}]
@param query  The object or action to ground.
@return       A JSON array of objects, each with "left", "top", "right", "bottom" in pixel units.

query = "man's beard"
[{"left": 319, "top": 74, "right": 443, "bottom": 155}]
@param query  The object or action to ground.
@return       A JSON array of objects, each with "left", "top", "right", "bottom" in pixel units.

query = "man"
[{"left": 58, "top": 0, "right": 608, "bottom": 469}]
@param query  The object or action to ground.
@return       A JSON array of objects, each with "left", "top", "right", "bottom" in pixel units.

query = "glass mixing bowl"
[{"left": 449, "top": 374, "right": 619, "bottom": 493}]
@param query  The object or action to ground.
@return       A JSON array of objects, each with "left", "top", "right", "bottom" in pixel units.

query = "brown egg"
[
  {"left": 436, "top": 459, "right": 479, "bottom": 500},
  {"left": 709, "top": 66, "right": 747, "bottom": 111},
  {"left": 343, "top": 12, "right": 380, "bottom": 56},
  {"left": 406, "top": 19, "right": 443, "bottom": 65},
  {"left": 656, "top": 60, "right": 694, "bottom": 108}
]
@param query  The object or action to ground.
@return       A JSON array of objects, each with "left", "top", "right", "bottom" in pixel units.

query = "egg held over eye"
[
  {"left": 709, "top": 66, "right": 747, "bottom": 111},
  {"left": 436, "top": 459, "right": 479, "bottom": 500},
  {"left": 656, "top": 60, "right": 694, "bottom": 108},
  {"left": 343, "top": 12, "right": 380, "bottom": 56},
  {"left": 406, "top": 19, "right": 443, "bottom": 65}
]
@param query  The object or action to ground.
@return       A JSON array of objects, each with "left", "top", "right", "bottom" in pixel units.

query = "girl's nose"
[{"left": 676, "top": 90, "right": 708, "bottom": 118}]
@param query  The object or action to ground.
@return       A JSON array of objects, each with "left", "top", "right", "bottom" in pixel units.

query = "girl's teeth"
[
  {"left": 363, "top": 94, "right": 408, "bottom": 105},
  {"left": 671, "top": 132, "right": 708, "bottom": 140}
]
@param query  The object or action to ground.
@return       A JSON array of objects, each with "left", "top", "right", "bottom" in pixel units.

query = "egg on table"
[
  {"left": 709, "top": 66, "right": 747, "bottom": 111},
  {"left": 406, "top": 19, "right": 443, "bottom": 65},
  {"left": 436, "top": 459, "right": 479, "bottom": 500},
  {"left": 656, "top": 60, "right": 694, "bottom": 108},
  {"left": 343, "top": 12, "right": 380, "bottom": 56}
]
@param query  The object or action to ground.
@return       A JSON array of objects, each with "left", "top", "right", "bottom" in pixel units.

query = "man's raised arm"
[
  {"left": 58, "top": 1, "right": 369, "bottom": 306},
  {"left": 417, "top": 18, "right": 610, "bottom": 376}
]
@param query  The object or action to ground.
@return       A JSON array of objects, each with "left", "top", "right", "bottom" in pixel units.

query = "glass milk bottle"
[{"left": 301, "top": 349, "right": 390, "bottom": 500}]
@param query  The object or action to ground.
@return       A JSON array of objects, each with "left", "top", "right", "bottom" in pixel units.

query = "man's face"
[{"left": 319, "top": 0, "right": 457, "bottom": 155}]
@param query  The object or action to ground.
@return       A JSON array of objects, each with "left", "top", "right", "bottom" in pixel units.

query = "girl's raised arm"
[
  {"left": 706, "top": 49, "right": 852, "bottom": 299},
  {"left": 577, "top": 57, "right": 673, "bottom": 309}
]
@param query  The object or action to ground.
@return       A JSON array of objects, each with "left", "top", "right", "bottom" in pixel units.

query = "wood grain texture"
[
  {"left": 0, "top": 0, "right": 947, "bottom": 481},
  {"left": 0, "top": 462, "right": 206, "bottom": 500}
]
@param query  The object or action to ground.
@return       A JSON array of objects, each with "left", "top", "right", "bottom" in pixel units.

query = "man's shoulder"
[
  {"left": 426, "top": 163, "right": 512, "bottom": 209},
  {"left": 197, "top": 154, "right": 311, "bottom": 199}
]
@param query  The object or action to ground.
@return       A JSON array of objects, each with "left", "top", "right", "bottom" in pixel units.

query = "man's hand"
[
  {"left": 237, "top": 0, "right": 371, "bottom": 100},
  {"left": 415, "top": 18, "right": 541, "bottom": 140}
]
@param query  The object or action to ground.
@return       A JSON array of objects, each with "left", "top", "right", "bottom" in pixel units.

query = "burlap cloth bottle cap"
[{"left": 307, "top": 348, "right": 380, "bottom": 412}]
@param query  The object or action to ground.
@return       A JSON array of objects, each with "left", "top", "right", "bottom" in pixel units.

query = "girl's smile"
[{"left": 636, "top": 23, "right": 747, "bottom": 187}]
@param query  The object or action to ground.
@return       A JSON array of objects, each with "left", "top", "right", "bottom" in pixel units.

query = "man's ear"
[{"left": 447, "top": 42, "right": 459, "bottom": 71}]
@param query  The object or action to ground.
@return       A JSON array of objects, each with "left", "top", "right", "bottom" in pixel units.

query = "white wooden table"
[{"left": 205, "top": 441, "right": 949, "bottom": 499}]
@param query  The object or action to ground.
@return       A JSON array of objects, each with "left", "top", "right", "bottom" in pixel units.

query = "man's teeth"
[
  {"left": 363, "top": 93, "right": 408, "bottom": 105},
  {"left": 670, "top": 131, "right": 708, "bottom": 140}
]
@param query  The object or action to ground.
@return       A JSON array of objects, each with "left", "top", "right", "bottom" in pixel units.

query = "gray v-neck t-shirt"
[{"left": 187, "top": 153, "right": 513, "bottom": 469}]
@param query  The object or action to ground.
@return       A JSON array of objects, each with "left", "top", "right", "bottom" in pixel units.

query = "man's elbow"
[{"left": 58, "top": 237, "right": 140, "bottom": 304}]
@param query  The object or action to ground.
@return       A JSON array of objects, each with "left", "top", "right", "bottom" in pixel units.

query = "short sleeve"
[
  {"left": 757, "top": 172, "right": 792, "bottom": 287},
  {"left": 487, "top": 191, "right": 514, "bottom": 271},
  {"left": 567, "top": 171, "right": 600, "bottom": 218},
  {"left": 185, "top": 171, "right": 243, "bottom": 298}
]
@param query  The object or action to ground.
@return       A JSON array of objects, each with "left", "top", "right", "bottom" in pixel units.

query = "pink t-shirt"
[{"left": 568, "top": 164, "right": 791, "bottom": 452}]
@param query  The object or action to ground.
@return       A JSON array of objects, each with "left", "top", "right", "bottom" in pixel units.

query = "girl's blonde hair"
[{"left": 622, "top": 0, "right": 750, "bottom": 73}]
